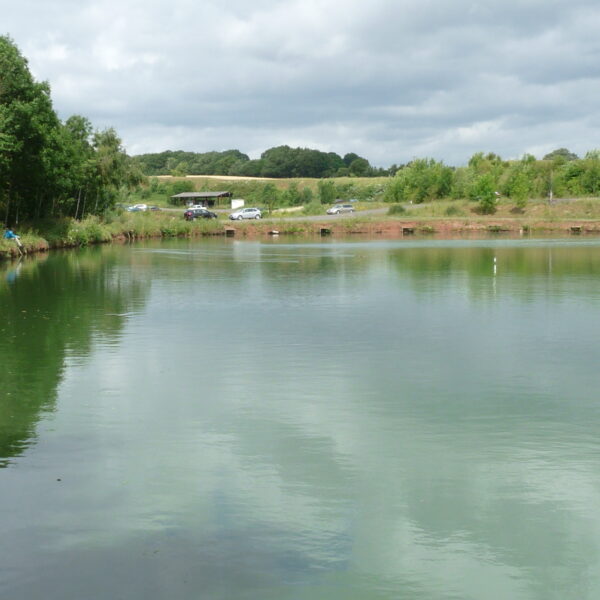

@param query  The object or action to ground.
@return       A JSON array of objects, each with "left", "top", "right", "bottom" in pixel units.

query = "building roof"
[{"left": 170, "top": 191, "right": 232, "bottom": 198}]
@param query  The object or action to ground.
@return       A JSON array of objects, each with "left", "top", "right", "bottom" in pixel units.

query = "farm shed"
[{"left": 170, "top": 191, "right": 232, "bottom": 207}]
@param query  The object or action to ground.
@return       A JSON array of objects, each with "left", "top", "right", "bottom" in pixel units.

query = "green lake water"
[{"left": 1, "top": 237, "right": 600, "bottom": 599}]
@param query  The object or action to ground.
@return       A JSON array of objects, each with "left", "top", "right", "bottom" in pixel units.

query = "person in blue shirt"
[{"left": 3, "top": 227, "right": 24, "bottom": 254}]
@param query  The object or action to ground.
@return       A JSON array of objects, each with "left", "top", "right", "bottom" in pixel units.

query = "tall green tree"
[
  {"left": 0, "top": 35, "right": 61, "bottom": 223},
  {"left": 0, "top": 36, "right": 142, "bottom": 222},
  {"left": 384, "top": 158, "right": 452, "bottom": 203},
  {"left": 260, "top": 183, "right": 279, "bottom": 215},
  {"left": 317, "top": 180, "right": 335, "bottom": 204},
  {"left": 543, "top": 148, "right": 578, "bottom": 162},
  {"left": 470, "top": 174, "right": 497, "bottom": 214}
]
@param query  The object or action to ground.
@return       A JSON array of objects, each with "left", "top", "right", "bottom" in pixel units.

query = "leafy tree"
[
  {"left": 0, "top": 36, "right": 143, "bottom": 222},
  {"left": 171, "top": 161, "right": 189, "bottom": 176},
  {"left": 502, "top": 155, "right": 535, "bottom": 210},
  {"left": 510, "top": 172, "right": 529, "bottom": 210},
  {"left": 581, "top": 150, "right": 600, "bottom": 195},
  {"left": 468, "top": 152, "right": 505, "bottom": 178},
  {"left": 470, "top": 174, "right": 497, "bottom": 214},
  {"left": 260, "top": 183, "right": 279, "bottom": 214},
  {"left": 281, "top": 182, "right": 302, "bottom": 206},
  {"left": 450, "top": 167, "right": 474, "bottom": 199},
  {"left": 383, "top": 158, "right": 452, "bottom": 203},
  {"left": 52, "top": 115, "right": 95, "bottom": 218},
  {"left": 317, "top": 180, "right": 335, "bottom": 204},
  {"left": 349, "top": 157, "right": 371, "bottom": 176},
  {"left": 0, "top": 35, "right": 62, "bottom": 223},
  {"left": 300, "top": 187, "right": 314, "bottom": 205},
  {"left": 231, "top": 158, "right": 265, "bottom": 177},
  {"left": 543, "top": 148, "right": 578, "bottom": 162},
  {"left": 343, "top": 152, "right": 360, "bottom": 166}
]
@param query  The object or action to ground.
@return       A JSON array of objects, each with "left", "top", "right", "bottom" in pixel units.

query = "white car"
[
  {"left": 229, "top": 207, "right": 262, "bottom": 220},
  {"left": 126, "top": 203, "right": 148, "bottom": 212},
  {"left": 326, "top": 204, "right": 354, "bottom": 215}
]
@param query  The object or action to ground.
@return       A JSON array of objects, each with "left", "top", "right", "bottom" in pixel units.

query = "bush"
[
  {"left": 444, "top": 204, "right": 464, "bottom": 216},
  {"left": 302, "top": 202, "right": 325, "bottom": 216},
  {"left": 470, "top": 174, "right": 497, "bottom": 214},
  {"left": 387, "top": 204, "right": 406, "bottom": 215}
]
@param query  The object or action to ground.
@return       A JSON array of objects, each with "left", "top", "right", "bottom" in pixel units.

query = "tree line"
[
  {"left": 0, "top": 35, "right": 143, "bottom": 226},
  {"left": 147, "top": 148, "right": 600, "bottom": 215},
  {"left": 385, "top": 150, "right": 600, "bottom": 213},
  {"left": 133, "top": 147, "right": 396, "bottom": 178}
]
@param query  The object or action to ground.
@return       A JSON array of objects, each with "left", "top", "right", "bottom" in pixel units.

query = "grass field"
[
  {"left": 130, "top": 175, "right": 391, "bottom": 209},
  {"left": 153, "top": 174, "right": 392, "bottom": 192},
  {"left": 390, "top": 197, "right": 600, "bottom": 221},
  {"left": 129, "top": 175, "right": 600, "bottom": 221}
]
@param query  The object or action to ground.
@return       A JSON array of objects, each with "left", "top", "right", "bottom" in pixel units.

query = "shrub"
[
  {"left": 302, "top": 202, "right": 325, "bottom": 216},
  {"left": 470, "top": 174, "right": 497, "bottom": 214},
  {"left": 388, "top": 204, "right": 406, "bottom": 215},
  {"left": 444, "top": 204, "right": 464, "bottom": 216}
]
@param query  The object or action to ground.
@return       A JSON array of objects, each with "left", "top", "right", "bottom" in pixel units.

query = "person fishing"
[{"left": 3, "top": 227, "right": 24, "bottom": 255}]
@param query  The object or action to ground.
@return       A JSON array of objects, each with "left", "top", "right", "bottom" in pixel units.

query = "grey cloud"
[{"left": 4, "top": 0, "right": 600, "bottom": 166}]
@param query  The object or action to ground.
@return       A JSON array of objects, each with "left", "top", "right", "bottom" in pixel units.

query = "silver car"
[
  {"left": 326, "top": 204, "right": 355, "bottom": 215},
  {"left": 229, "top": 207, "right": 262, "bottom": 220}
]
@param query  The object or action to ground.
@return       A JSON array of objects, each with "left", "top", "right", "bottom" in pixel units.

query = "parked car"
[
  {"left": 229, "top": 207, "right": 262, "bottom": 220},
  {"left": 326, "top": 204, "right": 355, "bottom": 215},
  {"left": 184, "top": 208, "right": 218, "bottom": 221},
  {"left": 149, "top": 205, "right": 161, "bottom": 211},
  {"left": 127, "top": 203, "right": 148, "bottom": 212}
]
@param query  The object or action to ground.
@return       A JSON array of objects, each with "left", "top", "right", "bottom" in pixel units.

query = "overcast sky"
[{"left": 4, "top": 0, "right": 600, "bottom": 166}]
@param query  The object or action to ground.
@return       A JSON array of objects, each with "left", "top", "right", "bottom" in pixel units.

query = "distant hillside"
[{"left": 132, "top": 146, "right": 395, "bottom": 178}]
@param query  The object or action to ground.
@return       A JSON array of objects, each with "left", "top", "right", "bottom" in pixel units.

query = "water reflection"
[
  {"left": 0, "top": 247, "right": 150, "bottom": 466},
  {"left": 1, "top": 238, "right": 600, "bottom": 599}
]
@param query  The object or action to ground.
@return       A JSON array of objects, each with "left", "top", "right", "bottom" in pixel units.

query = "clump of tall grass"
[
  {"left": 0, "top": 238, "right": 17, "bottom": 257},
  {"left": 159, "top": 219, "right": 194, "bottom": 237},
  {"left": 301, "top": 202, "right": 324, "bottom": 216},
  {"left": 387, "top": 204, "right": 406, "bottom": 215},
  {"left": 444, "top": 204, "right": 465, "bottom": 216},
  {"left": 61, "top": 216, "right": 112, "bottom": 246},
  {"left": 19, "top": 232, "right": 49, "bottom": 251}
]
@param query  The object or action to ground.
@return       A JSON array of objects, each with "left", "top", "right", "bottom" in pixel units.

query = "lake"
[{"left": 1, "top": 236, "right": 600, "bottom": 599}]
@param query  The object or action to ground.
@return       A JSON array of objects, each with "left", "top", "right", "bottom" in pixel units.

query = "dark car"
[{"left": 184, "top": 208, "right": 218, "bottom": 221}]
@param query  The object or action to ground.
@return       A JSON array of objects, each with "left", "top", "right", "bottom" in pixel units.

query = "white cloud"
[{"left": 4, "top": 0, "right": 600, "bottom": 166}]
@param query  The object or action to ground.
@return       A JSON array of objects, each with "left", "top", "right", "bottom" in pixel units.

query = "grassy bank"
[
  {"left": 3, "top": 198, "right": 600, "bottom": 260},
  {"left": 386, "top": 197, "right": 600, "bottom": 220},
  {"left": 0, "top": 212, "right": 225, "bottom": 259}
]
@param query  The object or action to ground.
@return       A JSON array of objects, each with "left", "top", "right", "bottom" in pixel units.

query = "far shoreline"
[{"left": 3, "top": 214, "right": 600, "bottom": 261}]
